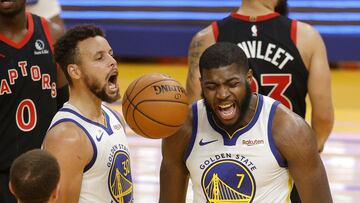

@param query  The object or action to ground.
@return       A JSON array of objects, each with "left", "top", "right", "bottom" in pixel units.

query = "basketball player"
[
  {"left": 186, "top": 2, "right": 334, "bottom": 201},
  {"left": 42, "top": 25, "right": 133, "bottom": 203},
  {"left": 9, "top": 149, "right": 60, "bottom": 203},
  {"left": 0, "top": 0, "right": 68, "bottom": 202},
  {"left": 160, "top": 42, "right": 332, "bottom": 203},
  {"left": 185, "top": 0, "right": 334, "bottom": 152}
]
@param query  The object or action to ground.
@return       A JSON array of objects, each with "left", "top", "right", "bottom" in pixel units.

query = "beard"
[
  {"left": 0, "top": 1, "right": 25, "bottom": 17},
  {"left": 275, "top": 0, "right": 289, "bottom": 16},
  {"left": 84, "top": 74, "right": 120, "bottom": 103},
  {"left": 202, "top": 82, "right": 252, "bottom": 127}
]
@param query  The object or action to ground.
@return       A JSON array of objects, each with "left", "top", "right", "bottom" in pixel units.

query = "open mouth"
[
  {"left": 217, "top": 102, "right": 236, "bottom": 120},
  {"left": 0, "top": 0, "right": 15, "bottom": 7},
  {"left": 107, "top": 71, "right": 118, "bottom": 92},
  {"left": 0, "top": 0, "right": 15, "bottom": 3}
]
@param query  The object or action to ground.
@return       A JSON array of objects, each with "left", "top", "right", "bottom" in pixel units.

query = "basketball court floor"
[{"left": 110, "top": 62, "right": 360, "bottom": 203}]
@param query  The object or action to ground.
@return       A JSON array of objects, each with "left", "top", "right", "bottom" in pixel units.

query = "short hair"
[
  {"left": 199, "top": 42, "right": 249, "bottom": 76},
  {"left": 54, "top": 25, "right": 105, "bottom": 85},
  {"left": 10, "top": 149, "right": 60, "bottom": 203}
]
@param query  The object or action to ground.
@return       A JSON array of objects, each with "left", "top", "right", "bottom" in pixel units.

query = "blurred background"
[{"left": 56, "top": 0, "right": 360, "bottom": 202}]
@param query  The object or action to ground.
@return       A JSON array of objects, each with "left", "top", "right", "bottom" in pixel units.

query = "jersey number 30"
[
  {"left": 251, "top": 74, "right": 293, "bottom": 110},
  {"left": 16, "top": 99, "right": 37, "bottom": 132}
]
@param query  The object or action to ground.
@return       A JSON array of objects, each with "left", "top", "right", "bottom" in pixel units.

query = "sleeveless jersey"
[
  {"left": 48, "top": 103, "right": 134, "bottom": 203},
  {"left": 0, "top": 13, "right": 58, "bottom": 171},
  {"left": 213, "top": 12, "right": 308, "bottom": 118},
  {"left": 185, "top": 94, "right": 292, "bottom": 203}
]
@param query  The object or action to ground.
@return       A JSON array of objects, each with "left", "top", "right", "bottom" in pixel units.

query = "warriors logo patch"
[
  {"left": 201, "top": 159, "right": 256, "bottom": 203},
  {"left": 108, "top": 150, "right": 133, "bottom": 203}
]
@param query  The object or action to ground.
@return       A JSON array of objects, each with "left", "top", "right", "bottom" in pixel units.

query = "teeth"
[
  {"left": 219, "top": 103, "right": 232, "bottom": 109},
  {"left": 109, "top": 82, "right": 116, "bottom": 90}
]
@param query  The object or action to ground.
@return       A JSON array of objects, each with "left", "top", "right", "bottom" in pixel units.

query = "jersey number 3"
[
  {"left": 251, "top": 74, "right": 293, "bottom": 110},
  {"left": 16, "top": 99, "right": 37, "bottom": 132}
]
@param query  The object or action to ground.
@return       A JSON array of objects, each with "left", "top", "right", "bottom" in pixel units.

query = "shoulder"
[
  {"left": 294, "top": 20, "right": 325, "bottom": 67},
  {"left": 43, "top": 122, "right": 92, "bottom": 154},
  {"left": 190, "top": 25, "right": 215, "bottom": 49},
  {"left": 34, "top": 14, "right": 64, "bottom": 43},
  {"left": 296, "top": 21, "right": 322, "bottom": 42},
  {"left": 272, "top": 104, "right": 317, "bottom": 157},
  {"left": 43, "top": 121, "right": 93, "bottom": 181},
  {"left": 46, "top": 19, "right": 64, "bottom": 42}
]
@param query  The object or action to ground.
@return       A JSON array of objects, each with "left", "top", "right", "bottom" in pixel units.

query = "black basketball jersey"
[
  {"left": 0, "top": 13, "right": 58, "bottom": 171},
  {"left": 213, "top": 12, "right": 308, "bottom": 118}
]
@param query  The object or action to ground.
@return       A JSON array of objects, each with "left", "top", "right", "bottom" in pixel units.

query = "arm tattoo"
[{"left": 188, "top": 39, "right": 203, "bottom": 80}]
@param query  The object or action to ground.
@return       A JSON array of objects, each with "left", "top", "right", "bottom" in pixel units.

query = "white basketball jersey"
[
  {"left": 48, "top": 103, "right": 133, "bottom": 203},
  {"left": 185, "top": 94, "right": 293, "bottom": 203}
]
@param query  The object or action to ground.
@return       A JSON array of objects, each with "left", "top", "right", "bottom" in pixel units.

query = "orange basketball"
[{"left": 122, "top": 73, "right": 189, "bottom": 139}]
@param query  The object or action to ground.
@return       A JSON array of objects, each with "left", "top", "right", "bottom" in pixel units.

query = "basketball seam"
[
  {"left": 124, "top": 76, "right": 185, "bottom": 138},
  {"left": 133, "top": 102, "right": 184, "bottom": 127},
  {"left": 126, "top": 78, "right": 181, "bottom": 130},
  {"left": 125, "top": 78, "right": 176, "bottom": 119},
  {"left": 137, "top": 100, "right": 189, "bottom": 106},
  {"left": 124, "top": 76, "right": 142, "bottom": 121}
]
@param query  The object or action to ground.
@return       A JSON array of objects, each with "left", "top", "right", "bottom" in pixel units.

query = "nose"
[
  {"left": 108, "top": 54, "right": 117, "bottom": 68},
  {"left": 216, "top": 85, "right": 230, "bottom": 100}
]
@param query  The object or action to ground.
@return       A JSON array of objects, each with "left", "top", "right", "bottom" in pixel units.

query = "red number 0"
[
  {"left": 16, "top": 99, "right": 37, "bottom": 132},
  {"left": 251, "top": 74, "right": 292, "bottom": 110}
]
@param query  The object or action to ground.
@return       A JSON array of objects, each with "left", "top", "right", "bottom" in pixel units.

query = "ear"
[
  {"left": 67, "top": 64, "right": 81, "bottom": 80},
  {"left": 8, "top": 181, "right": 15, "bottom": 195},
  {"left": 49, "top": 182, "right": 60, "bottom": 202},
  {"left": 246, "top": 69, "right": 253, "bottom": 84}
]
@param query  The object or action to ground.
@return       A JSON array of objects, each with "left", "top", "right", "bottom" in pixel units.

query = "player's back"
[
  {"left": 213, "top": 12, "right": 308, "bottom": 118},
  {"left": 0, "top": 13, "right": 58, "bottom": 171}
]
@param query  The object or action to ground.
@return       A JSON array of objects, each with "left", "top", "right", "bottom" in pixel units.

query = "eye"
[
  {"left": 204, "top": 84, "right": 216, "bottom": 91},
  {"left": 95, "top": 54, "right": 103, "bottom": 60},
  {"left": 229, "top": 81, "right": 240, "bottom": 88}
]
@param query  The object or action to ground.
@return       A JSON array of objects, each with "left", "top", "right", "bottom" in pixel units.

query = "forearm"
[
  {"left": 185, "top": 71, "right": 201, "bottom": 104},
  {"left": 186, "top": 42, "right": 202, "bottom": 103},
  {"left": 293, "top": 160, "right": 333, "bottom": 203},
  {"left": 159, "top": 165, "right": 189, "bottom": 203},
  {"left": 311, "top": 111, "right": 334, "bottom": 151}
]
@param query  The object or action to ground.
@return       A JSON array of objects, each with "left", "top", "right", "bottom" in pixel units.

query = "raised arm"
[
  {"left": 186, "top": 25, "right": 215, "bottom": 103},
  {"left": 273, "top": 104, "right": 332, "bottom": 202},
  {"left": 297, "top": 21, "right": 334, "bottom": 151},
  {"left": 42, "top": 123, "right": 93, "bottom": 203},
  {"left": 160, "top": 110, "right": 193, "bottom": 203}
]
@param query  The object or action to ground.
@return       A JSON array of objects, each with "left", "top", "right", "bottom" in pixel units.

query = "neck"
[
  {"left": 238, "top": 0, "right": 275, "bottom": 16},
  {"left": 0, "top": 11, "right": 27, "bottom": 38},
  {"left": 68, "top": 85, "right": 104, "bottom": 123}
]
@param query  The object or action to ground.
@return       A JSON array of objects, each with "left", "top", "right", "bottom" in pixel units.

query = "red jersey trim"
[
  {"left": 40, "top": 17, "right": 54, "bottom": 54},
  {"left": 211, "top": 21, "right": 219, "bottom": 41},
  {"left": 290, "top": 20, "right": 297, "bottom": 45},
  {"left": 0, "top": 13, "right": 34, "bottom": 49},
  {"left": 231, "top": 12, "right": 280, "bottom": 22}
]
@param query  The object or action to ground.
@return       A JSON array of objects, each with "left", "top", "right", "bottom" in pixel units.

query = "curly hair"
[
  {"left": 54, "top": 25, "right": 105, "bottom": 85},
  {"left": 199, "top": 42, "right": 249, "bottom": 76}
]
